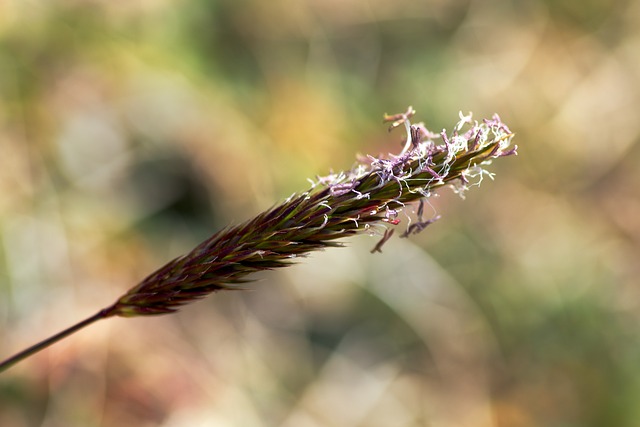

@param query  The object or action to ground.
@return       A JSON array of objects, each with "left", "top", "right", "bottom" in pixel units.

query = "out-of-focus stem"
[{"left": 0, "top": 307, "right": 115, "bottom": 373}]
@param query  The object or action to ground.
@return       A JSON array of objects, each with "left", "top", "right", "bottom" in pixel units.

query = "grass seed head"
[{"left": 110, "top": 109, "right": 516, "bottom": 317}]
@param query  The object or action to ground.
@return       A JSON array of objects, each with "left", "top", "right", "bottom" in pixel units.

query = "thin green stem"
[{"left": 0, "top": 306, "right": 116, "bottom": 373}]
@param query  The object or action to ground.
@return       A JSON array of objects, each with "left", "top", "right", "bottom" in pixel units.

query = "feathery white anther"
[{"left": 399, "top": 118, "right": 413, "bottom": 156}]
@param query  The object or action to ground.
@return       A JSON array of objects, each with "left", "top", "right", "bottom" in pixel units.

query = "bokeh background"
[{"left": 1, "top": 0, "right": 639, "bottom": 426}]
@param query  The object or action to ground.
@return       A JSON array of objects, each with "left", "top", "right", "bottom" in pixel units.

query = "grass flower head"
[
  {"left": 109, "top": 107, "right": 516, "bottom": 316},
  {"left": 0, "top": 108, "right": 516, "bottom": 372}
]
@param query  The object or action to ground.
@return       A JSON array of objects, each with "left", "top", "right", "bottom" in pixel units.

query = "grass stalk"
[
  {"left": 0, "top": 108, "right": 516, "bottom": 372},
  {"left": 0, "top": 307, "right": 116, "bottom": 372}
]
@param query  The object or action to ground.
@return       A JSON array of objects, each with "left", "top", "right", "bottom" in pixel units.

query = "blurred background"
[{"left": 1, "top": 0, "right": 639, "bottom": 426}]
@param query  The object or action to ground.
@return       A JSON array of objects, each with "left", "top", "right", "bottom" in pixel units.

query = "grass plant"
[{"left": 0, "top": 108, "right": 516, "bottom": 372}]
